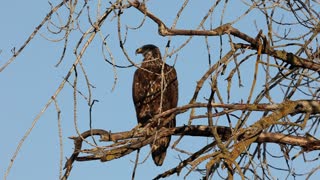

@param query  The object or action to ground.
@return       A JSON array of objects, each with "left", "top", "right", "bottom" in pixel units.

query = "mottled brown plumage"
[{"left": 132, "top": 44, "right": 178, "bottom": 166}]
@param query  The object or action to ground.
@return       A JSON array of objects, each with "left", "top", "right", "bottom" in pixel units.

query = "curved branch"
[
  {"left": 128, "top": 0, "right": 255, "bottom": 44},
  {"left": 128, "top": 0, "right": 320, "bottom": 72}
]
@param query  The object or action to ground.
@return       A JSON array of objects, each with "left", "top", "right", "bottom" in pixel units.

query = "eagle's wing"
[
  {"left": 151, "top": 64, "right": 178, "bottom": 166},
  {"left": 132, "top": 68, "right": 151, "bottom": 125},
  {"left": 164, "top": 64, "right": 178, "bottom": 111}
]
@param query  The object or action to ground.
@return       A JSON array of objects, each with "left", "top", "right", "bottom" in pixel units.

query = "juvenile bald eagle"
[{"left": 132, "top": 44, "right": 178, "bottom": 166}]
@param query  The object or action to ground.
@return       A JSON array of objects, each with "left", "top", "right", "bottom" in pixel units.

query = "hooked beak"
[{"left": 135, "top": 48, "right": 142, "bottom": 55}]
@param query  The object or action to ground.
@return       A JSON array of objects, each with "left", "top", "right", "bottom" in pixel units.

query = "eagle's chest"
[{"left": 137, "top": 70, "right": 163, "bottom": 96}]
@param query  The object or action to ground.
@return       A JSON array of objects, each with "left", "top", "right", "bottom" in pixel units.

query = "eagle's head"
[{"left": 135, "top": 44, "right": 161, "bottom": 61}]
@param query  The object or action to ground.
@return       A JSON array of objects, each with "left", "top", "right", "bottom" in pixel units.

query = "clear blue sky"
[{"left": 1, "top": 1, "right": 317, "bottom": 180}]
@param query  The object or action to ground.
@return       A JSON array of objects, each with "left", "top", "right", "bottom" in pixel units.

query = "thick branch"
[
  {"left": 257, "top": 132, "right": 320, "bottom": 151},
  {"left": 234, "top": 43, "right": 320, "bottom": 72}
]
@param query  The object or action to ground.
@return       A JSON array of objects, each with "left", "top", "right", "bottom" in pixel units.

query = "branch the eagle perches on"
[{"left": 62, "top": 100, "right": 320, "bottom": 179}]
